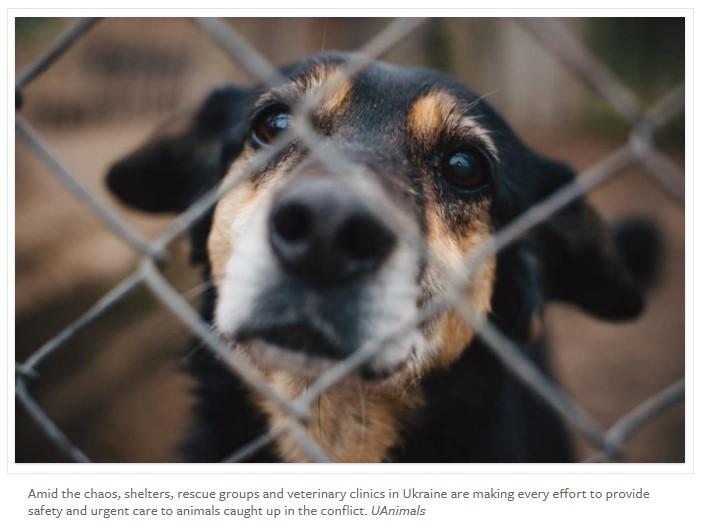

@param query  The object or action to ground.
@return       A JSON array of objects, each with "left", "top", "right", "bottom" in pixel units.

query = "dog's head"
[{"left": 107, "top": 53, "right": 649, "bottom": 384}]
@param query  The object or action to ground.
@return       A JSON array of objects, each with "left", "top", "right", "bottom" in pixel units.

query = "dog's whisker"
[{"left": 463, "top": 88, "right": 499, "bottom": 114}]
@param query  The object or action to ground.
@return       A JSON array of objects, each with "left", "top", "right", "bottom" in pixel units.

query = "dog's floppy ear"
[
  {"left": 534, "top": 158, "right": 660, "bottom": 321},
  {"left": 106, "top": 85, "right": 253, "bottom": 213}
]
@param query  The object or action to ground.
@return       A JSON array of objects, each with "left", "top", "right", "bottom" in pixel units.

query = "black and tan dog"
[{"left": 107, "top": 53, "right": 658, "bottom": 462}]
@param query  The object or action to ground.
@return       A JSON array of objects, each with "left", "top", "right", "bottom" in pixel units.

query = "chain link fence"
[{"left": 14, "top": 17, "right": 686, "bottom": 463}]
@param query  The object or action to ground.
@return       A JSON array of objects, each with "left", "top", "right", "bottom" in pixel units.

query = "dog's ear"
[
  {"left": 106, "top": 85, "right": 253, "bottom": 213},
  {"left": 534, "top": 158, "right": 660, "bottom": 321}
]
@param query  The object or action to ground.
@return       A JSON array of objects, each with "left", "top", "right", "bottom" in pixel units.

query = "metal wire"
[
  {"left": 15, "top": 17, "right": 685, "bottom": 464},
  {"left": 16, "top": 117, "right": 161, "bottom": 259},
  {"left": 15, "top": 18, "right": 100, "bottom": 92}
]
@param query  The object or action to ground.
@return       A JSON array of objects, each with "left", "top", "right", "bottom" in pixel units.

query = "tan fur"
[
  {"left": 408, "top": 91, "right": 456, "bottom": 145},
  {"left": 299, "top": 64, "right": 353, "bottom": 115},
  {"left": 208, "top": 143, "right": 302, "bottom": 280},
  {"left": 257, "top": 373, "right": 423, "bottom": 462},
  {"left": 408, "top": 91, "right": 497, "bottom": 156},
  {"left": 255, "top": 63, "right": 352, "bottom": 118},
  {"left": 423, "top": 199, "right": 496, "bottom": 369},
  {"left": 207, "top": 169, "right": 258, "bottom": 281}
]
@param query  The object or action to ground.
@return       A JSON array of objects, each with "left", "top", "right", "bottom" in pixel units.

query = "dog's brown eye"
[
  {"left": 441, "top": 150, "right": 489, "bottom": 192},
  {"left": 252, "top": 106, "right": 293, "bottom": 146}
]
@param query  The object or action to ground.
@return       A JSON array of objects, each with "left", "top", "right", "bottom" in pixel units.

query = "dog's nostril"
[
  {"left": 269, "top": 179, "right": 397, "bottom": 287},
  {"left": 337, "top": 214, "right": 396, "bottom": 263},
  {"left": 273, "top": 203, "right": 311, "bottom": 243}
]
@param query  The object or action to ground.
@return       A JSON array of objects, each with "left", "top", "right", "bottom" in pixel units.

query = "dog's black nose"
[{"left": 269, "top": 179, "right": 397, "bottom": 288}]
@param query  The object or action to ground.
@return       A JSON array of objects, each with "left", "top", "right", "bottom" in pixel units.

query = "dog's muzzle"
[
  {"left": 219, "top": 173, "right": 421, "bottom": 377},
  {"left": 236, "top": 178, "right": 400, "bottom": 363}
]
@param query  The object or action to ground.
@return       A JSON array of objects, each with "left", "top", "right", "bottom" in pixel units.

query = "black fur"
[{"left": 106, "top": 53, "right": 658, "bottom": 462}]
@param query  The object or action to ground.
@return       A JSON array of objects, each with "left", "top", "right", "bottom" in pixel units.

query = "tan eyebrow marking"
[
  {"left": 408, "top": 90, "right": 457, "bottom": 144},
  {"left": 407, "top": 90, "right": 497, "bottom": 157},
  {"left": 255, "top": 63, "right": 353, "bottom": 116},
  {"left": 297, "top": 63, "right": 353, "bottom": 114}
]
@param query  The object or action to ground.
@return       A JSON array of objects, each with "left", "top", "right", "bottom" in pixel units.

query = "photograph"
[{"left": 14, "top": 16, "right": 684, "bottom": 464}]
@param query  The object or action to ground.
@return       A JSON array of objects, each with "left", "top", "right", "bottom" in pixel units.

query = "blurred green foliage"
[
  {"left": 585, "top": 18, "right": 685, "bottom": 146},
  {"left": 16, "top": 17, "right": 69, "bottom": 45},
  {"left": 588, "top": 18, "right": 684, "bottom": 101}
]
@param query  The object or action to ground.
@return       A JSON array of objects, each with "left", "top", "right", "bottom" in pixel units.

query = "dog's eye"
[
  {"left": 441, "top": 150, "right": 490, "bottom": 192},
  {"left": 251, "top": 105, "right": 293, "bottom": 146}
]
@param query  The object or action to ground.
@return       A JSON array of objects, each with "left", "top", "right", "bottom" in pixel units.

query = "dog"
[{"left": 106, "top": 52, "right": 659, "bottom": 462}]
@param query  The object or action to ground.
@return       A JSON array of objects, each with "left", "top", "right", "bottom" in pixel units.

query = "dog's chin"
[
  {"left": 236, "top": 320, "right": 349, "bottom": 360},
  {"left": 233, "top": 321, "right": 413, "bottom": 383}
]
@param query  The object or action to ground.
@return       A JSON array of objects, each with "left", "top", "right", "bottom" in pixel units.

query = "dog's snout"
[{"left": 269, "top": 179, "right": 396, "bottom": 288}]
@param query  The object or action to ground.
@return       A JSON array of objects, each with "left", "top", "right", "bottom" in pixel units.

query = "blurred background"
[{"left": 15, "top": 17, "right": 684, "bottom": 462}]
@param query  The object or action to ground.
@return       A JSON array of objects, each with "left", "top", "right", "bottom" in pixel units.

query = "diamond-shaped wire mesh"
[{"left": 14, "top": 17, "right": 685, "bottom": 463}]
